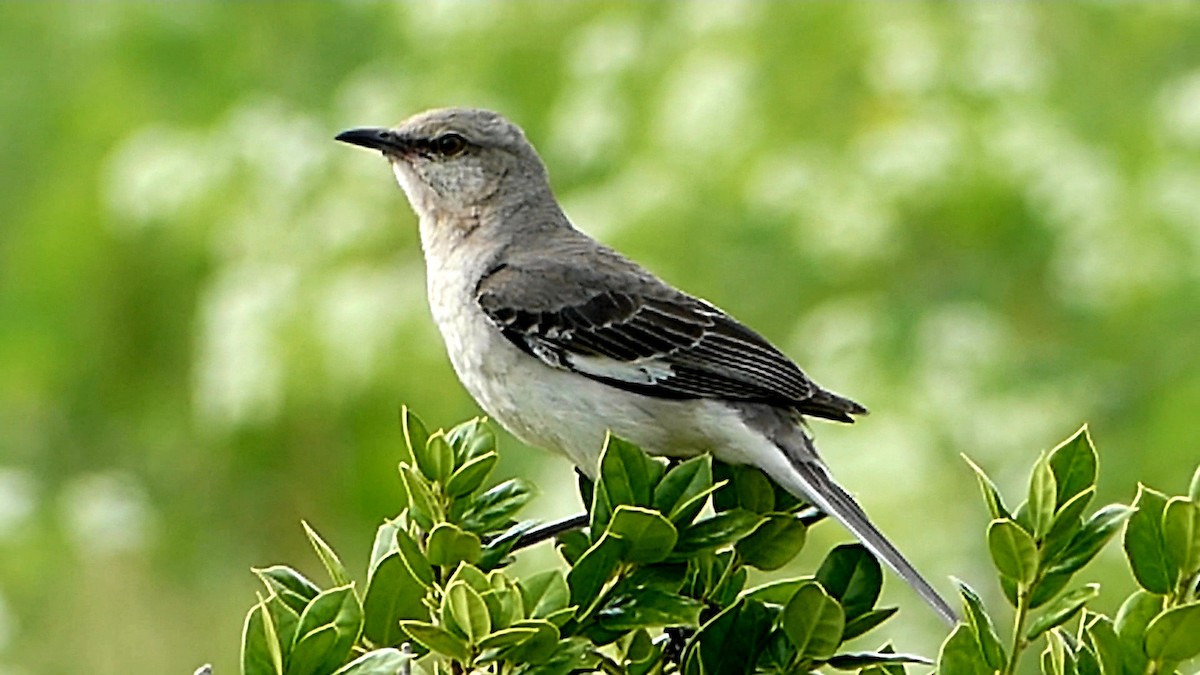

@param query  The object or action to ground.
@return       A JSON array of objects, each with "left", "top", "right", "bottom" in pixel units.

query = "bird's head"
[{"left": 336, "top": 107, "right": 549, "bottom": 217}]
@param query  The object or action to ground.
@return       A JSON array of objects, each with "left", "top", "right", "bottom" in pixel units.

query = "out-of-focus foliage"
[{"left": 1, "top": 3, "right": 1199, "bottom": 674}]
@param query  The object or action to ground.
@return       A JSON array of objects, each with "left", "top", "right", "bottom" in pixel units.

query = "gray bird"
[{"left": 336, "top": 107, "right": 957, "bottom": 625}]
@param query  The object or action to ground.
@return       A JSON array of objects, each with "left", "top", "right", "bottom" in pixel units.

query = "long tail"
[{"left": 771, "top": 430, "right": 959, "bottom": 625}]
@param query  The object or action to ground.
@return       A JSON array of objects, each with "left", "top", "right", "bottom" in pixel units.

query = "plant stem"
[{"left": 1003, "top": 587, "right": 1031, "bottom": 675}]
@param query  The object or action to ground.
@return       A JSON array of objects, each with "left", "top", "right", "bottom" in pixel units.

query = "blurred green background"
[{"left": 2, "top": 2, "right": 1200, "bottom": 673}]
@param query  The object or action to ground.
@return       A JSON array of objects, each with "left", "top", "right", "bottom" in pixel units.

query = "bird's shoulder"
[{"left": 474, "top": 235, "right": 675, "bottom": 314}]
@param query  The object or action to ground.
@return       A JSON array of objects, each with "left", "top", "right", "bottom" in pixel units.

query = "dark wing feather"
[{"left": 475, "top": 260, "right": 866, "bottom": 422}]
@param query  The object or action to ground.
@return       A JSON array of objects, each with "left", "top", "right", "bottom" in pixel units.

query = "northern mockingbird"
[{"left": 337, "top": 107, "right": 957, "bottom": 625}]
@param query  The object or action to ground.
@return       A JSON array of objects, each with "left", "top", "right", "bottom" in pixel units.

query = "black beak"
[{"left": 335, "top": 127, "right": 403, "bottom": 153}]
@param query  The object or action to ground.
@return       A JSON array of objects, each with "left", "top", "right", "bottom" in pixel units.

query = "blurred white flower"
[
  {"left": 315, "top": 262, "right": 429, "bottom": 390},
  {"left": 1156, "top": 69, "right": 1200, "bottom": 147},
  {"left": 794, "top": 171, "right": 896, "bottom": 264},
  {"left": 560, "top": 161, "right": 680, "bottom": 240},
  {"left": 854, "top": 107, "right": 963, "bottom": 199},
  {"left": 674, "top": 0, "right": 761, "bottom": 36},
  {"left": 865, "top": 7, "right": 941, "bottom": 95},
  {"left": 400, "top": 0, "right": 502, "bottom": 38},
  {"left": 654, "top": 52, "right": 754, "bottom": 160},
  {"left": 221, "top": 99, "right": 331, "bottom": 202},
  {"left": 58, "top": 472, "right": 156, "bottom": 555},
  {"left": 194, "top": 264, "right": 297, "bottom": 428},
  {"left": 102, "top": 126, "right": 227, "bottom": 228},
  {"left": 0, "top": 468, "right": 35, "bottom": 541},
  {"left": 549, "top": 83, "right": 627, "bottom": 169},
  {"left": 958, "top": 3, "right": 1047, "bottom": 96},
  {"left": 567, "top": 15, "right": 643, "bottom": 78},
  {"left": 1144, "top": 161, "right": 1200, "bottom": 264},
  {"left": 0, "top": 592, "right": 12, "bottom": 657},
  {"left": 788, "top": 296, "right": 883, "bottom": 401},
  {"left": 744, "top": 151, "right": 817, "bottom": 217}
]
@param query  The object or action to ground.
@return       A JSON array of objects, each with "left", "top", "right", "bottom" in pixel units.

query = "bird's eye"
[{"left": 434, "top": 133, "right": 467, "bottom": 156}]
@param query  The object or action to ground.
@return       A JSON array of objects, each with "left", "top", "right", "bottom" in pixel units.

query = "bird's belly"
[{"left": 431, "top": 297, "right": 719, "bottom": 473}]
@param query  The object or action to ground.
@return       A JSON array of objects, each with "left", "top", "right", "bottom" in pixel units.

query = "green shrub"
[{"left": 234, "top": 412, "right": 1200, "bottom": 675}]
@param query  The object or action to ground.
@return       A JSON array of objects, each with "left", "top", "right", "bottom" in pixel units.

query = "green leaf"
[
  {"left": 987, "top": 518, "right": 1038, "bottom": 585},
  {"left": 427, "top": 522, "right": 482, "bottom": 567},
  {"left": 1074, "top": 642, "right": 1102, "bottom": 675},
  {"left": 841, "top": 607, "right": 898, "bottom": 641},
  {"left": 480, "top": 579, "right": 523, "bottom": 630},
  {"left": 1162, "top": 497, "right": 1200, "bottom": 578},
  {"left": 416, "top": 431, "right": 455, "bottom": 483},
  {"left": 331, "top": 647, "right": 414, "bottom": 675},
  {"left": 652, "top": 455, "right": 713, "bottom": 525},
  {"left": 361, "top": 550, "right": 430, "bottom": 647},
  {"left": 1144, "top": 603, "right": 1200, "bottom": 662},
  {"left": 598, "top": 434, "right": 657, "bottom": 509},
  {"left": 445, "top": 451, "right": 498, "bottom": 497},
  {"left": 399, "top": 620, "right": 470, "bottom": 661},
  {"left": 1026, "top": 584, "right": 1100, "bottom": 640},
  {"left": 714, "top": 464, "right": 776, "bottom": 514},
  {"left": 394, "top": 526, "right": 434, "bottom": 587},
  {"left": 963, "top": 454, "right": 1011, "bottom": 520},
  {"left": 1124, "top": 485, "right": 1176, "bottom": 594},
  {"left": 624, "top": 629, "right": 662, "bottom": 675},
  {"left": 737, "top": 513, "right": 807, "bottom": 571},
  {"left": 1028, "top": 452, "right": 1058, "bottom": 538},
  {"left": 1084, "top": 613, "right": 1135, "bottom": 675},
  {"left": 1190, "top": 465, "right": 1200, "bottom": 503},
  {"left": 289, "top": 585, "right": 363, "bottom": 675},
  {"left": 606, "top": 505, "right": 678, "bottom": 564},
  {"left": 444, "top": 563, "right": 489, "bottom": 594},
  {"left": 1045, "top": 504, "right": 1133, "bottom": 576},
  {"left": 954, "top": 578, "right": 1007, "bottom": 670},
  {"left": 445, "top": 417, "right": 497, "bottom": 463},
  {"left": 445, "top": 580, "right": 491, "bottom": 644},
  {"left": 478, "top": 519, "right": 537, "bottom": 571},
  {"left": 567, "top": 533, "right": 624, "bottom": 608},
  {"left": 400, "top": 405, "right": 427, "bottom": 466},
  {"left": 556, "top": 529, "right": 590, "bottom": 565},
  {"left": 816, "top": 543, "right": 882, "bottom": 620},
  {"left": 514, "top": 636, "right": 595, "bottom": 673},
  {"left": 519, "top": 570, "right": 570, "bottom": 619},
  {"left": 461, "top": 479, "right": 534, "bottom": 533},
  {"left": 398, "top": 464, "right": 439, "bottom": 530},
  {"left": 673, "top": 509, "right": 764, "bottom": 556},
  {"left": 254, "top": 566, "right": 320, "bottom": 615},
  {"left": 300, "top": 521, "right": 351, "bottom": 588},
  {"left": 1047, "top": 425, "right": 1098, "bottom": 509},
  {"left": 264, "top": 593, "right": 301, "bottom": 666},
  {"left": 682, "top": 598, "right": 773, "bottom": 675},
  {"left": 937, "top": 623, "right": 993, "bottom": 675},
  {"left": 1042, "top": 487, "right": 1096, "bottom": 563},
  {"left": 825, "top": 651, "right": 932, "bottom": 669},
  {"left": 368, "top": 520, "right": 400, "bottom": 578},
  {"left": 597, "top": 588, "right": 704, "bottom": 630},
  {"left": 781, "top": 581, "right": 844, "bottom": 660},
  {"left": 496, "top": 619, "right": 560, "bottom": 665},
  {"left": 477, "top": 625, "right": 539, "bottom": 652},
  {"left": 740, "top": 578, "right": 809, "bottom": 605},
  {"left": 243, "top": 597, "right": 283, "bottom": 675},
  {"left": 615, "top": 562, "right": 687, "bottom": 596},
  {"left": 1115, "top": 590, "right": 1164, "bottom": 660},
  {"left": 1028, "top": 569, "right": 1074, "bottom": 609},
  {"left": 1041, "top": 630, "right": 1068, "bottom": 675}
]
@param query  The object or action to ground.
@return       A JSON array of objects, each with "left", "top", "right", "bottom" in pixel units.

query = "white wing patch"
[{"left": 565, "top": 353, "right": 675, "bottom": 385}]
